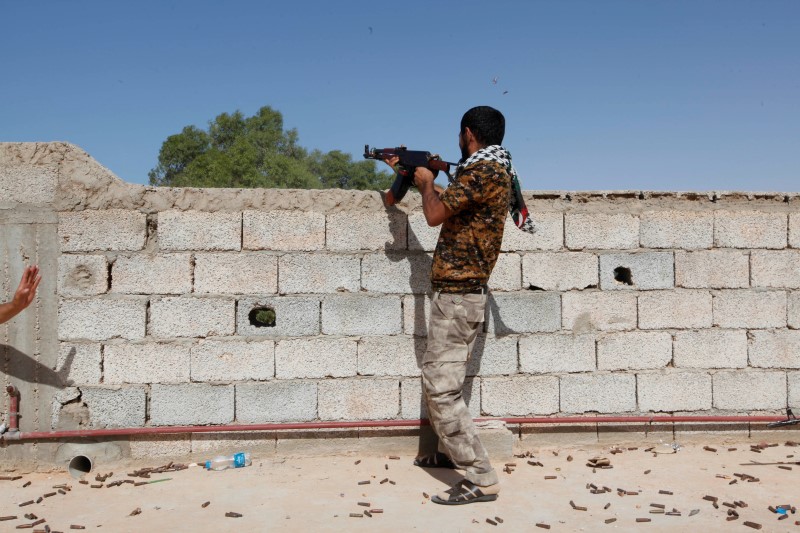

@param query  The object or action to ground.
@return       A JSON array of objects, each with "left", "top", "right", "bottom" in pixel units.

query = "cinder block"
[
  {"left": 56, "top": 343, "right": 102, "bottom": 385},
  {"left": 150, "top": 383, "right": 234, "bottom": 425},
  {"left": 597, "top": 331, "right": 672, "bottom": 370},
  {"left": 565, "top": 213, "right": 639, "bottom": 250},
  {"left": 751, "top": 251, "right": 800, "bottom": 288},
  {"left": 487, "top": 292, "right": 561, "bottom": 334},
  {"left": 321, "top": 295, "right": 402, "bottom": 335},
  {"left": 318, "top": 378, "right": 399, "bottom": 420},
  {"left": 712, "top": 370, "right": 786, "bottom": 410},
  {"left": 59, "top": 210, "right": 146, "bottom": 252},
  {"left": 673, "top": 329, "right": 748, "bottom": 369},
  {"left": 790, "top": 371, "right": 800, "bottom": 407},
  {"left": 275, "top": 338, "right": 357, "bottom": 378},
  {"left": 191, "top": 339, "right": 275, "bottom": 382},
  {"left": 0, "top": 159, "right": 57, "bottom": 205},
  {"left": 408, "top": 212, "right": 440, "bottom": 252},
  {"left": 362, "top": 253, "right": 432, "bottom": 294},
  {"left": 791, "top": 213, "right": 800, "bottom": 248},
  {"left": 82, "top": 386, "right": 146, "bottom": 428},
  {"left": 599, "top": 252, "right": 674, "bottom": 291},
  {"left": 243, "top": 210, "right": 325, "bottom": 251},
  {"left": 279, "top": 253, "right": 359, "bottom": 294},
  {"left": 467, "top": 334, "right": 518, "bottom": 376},
  {"left": 519, "top": 333, "right": 596, "bottom": 374},
  {"left": 714, "top": 210, "right": 787, "bottom": 249},
  {"left": 675, "top": 250, "right": 749, "bottom": 289},
  {"left": 158, "top": 210, "right": 241, "bottom": 251},
  {"left": 149, "top": 297, "right": 236, "bottom": 338},
  {"left": 488, "top": 253, "right": 521, "bottom": 291},
  {"left": 640, "top": 210, "right": 714, "bottom": 249},
  {"left": 712, "top": 290, "right": 786, "bottom": 329},
  {"left": 58, "top": 298, "right": 146, "bottom": 341},
  {"left": 481, "top": 376, "right": 559, "bottom": 416},
  {"left": 112, "top": 253, "right": 191, "bottom": 295},
  {"left": 501, "top": 212, "right": 564, "bottom": 251},
  {"left": 637, "top": 371, "right": 712, "bottom": 412},
  {"left": 562, "top": 291, "right": 637, "bottom": 332},
  {"left": 748, "top": 330, "right": 800, "bottom": 369},
  {"left": 195, "top": 252, "right": 277, "bottom": 294},
  {"left": 400, "top": 377, "right": 480, "bottom": 419},
  {"left": 638, "top": 290, "right": 712, "bottom": 329},
  {"left": 236, "top": 296, "right": 320, "bottom": 337},
  {"left": 357, "top": 336, "right": 422, "bottom": 377},
  {"left": 403, "top": 295, "right": 430, "bottom": 337},
  {"left": 235, "top": 381, "right": 317, "bottom": 423},
  {"left": 104, "top": 342, "right": 191, "bottom": 384},
  {"left": 58, "top": 254, "right": 108, "bottom": 296},
  {"left": 326, "top": 211, "right": 407, "bottom": 251},
  {"left": 522, "top": 252, "right": 598, "bottom": 291},
  {"left": 560, "top": 373, "right": 636, "bottom": 413},
  {"left": 790, "top": 292, "right": 800, "bottom": 329},
  {"left": 129, "top": 434, "right": 191, "bottom": 459}
]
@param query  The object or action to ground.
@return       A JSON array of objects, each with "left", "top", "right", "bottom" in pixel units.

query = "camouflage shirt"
[{"left": 431, "top": 160, "right": 511, "bottom": 293}]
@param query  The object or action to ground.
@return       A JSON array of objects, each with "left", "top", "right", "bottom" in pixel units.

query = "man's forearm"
[{"left": 419, "top": 183, "right": 450, "bottom": 227}]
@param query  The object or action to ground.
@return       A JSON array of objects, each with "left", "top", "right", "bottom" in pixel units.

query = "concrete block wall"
[{"left": 3, "top": 143, "right": 800, "bottom": 462}]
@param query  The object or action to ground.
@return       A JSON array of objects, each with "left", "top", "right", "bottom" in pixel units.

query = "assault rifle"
[{"left": 364, "top": 145, "right": 457, "bottom": 206}]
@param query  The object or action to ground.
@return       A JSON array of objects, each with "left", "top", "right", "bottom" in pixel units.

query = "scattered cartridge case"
[
  {"left": 69, "top": 527, "right": 86, "bottom": 530},
  {"left": 23, "top": 482, "right": 31, "bottom": 488},
  {"left": 380, "top": 478, "right": 389, "bottom": 484},
  {"left": 536, "top": 523, "right": 551, "bottom": 529},
  {"left": 370, "top": 509, "right": 383, "bottom": 514},
  {"left": 357, "top": 502, "right": 370, "bottom": 507},
  {"left": 129, "top": 508, "right": 141, "bottom": 516},
  {"left": 659, "top": 490, "right": 673, "bottom": 495},
  {"left": 357, "top": 480, "right": 370, "bottom": 485},
  {"left": 743, "top": 522, "right": 762, "bottom": 530},
  {"left": 201, "top": 502, "right": 210, "bottom": 508},
  {"left": 486, "top": 518, "right": 497, "bottom": 526},
  {"left": 19, "top": 501, "right": 34, "bottom": 507},
  {"left": 544, "top": 476, "right": 557, "bottom": 480},
  {"left": 1, "top": 516, "right": 19, "bottom": 521},
  {"left": 703, "top": 446, "right": 717, "bottom": 452},
  {"left": 650, "top": 503, "right": 665, "bottom": 509},
  {"left": 225, "top": 512, "right": 243, "bottom": 518},
  {"left": 636, "top": 518, "right": 651, "bottom": 523},
  {"left": 604, "top": 503, "right": 611, "bottom": 510},
  {"left": 604, "top": 518, "right": 616, "bottom": 524},
  {"left": 388, "top": 456, "right": 400, "bottom": 460}
]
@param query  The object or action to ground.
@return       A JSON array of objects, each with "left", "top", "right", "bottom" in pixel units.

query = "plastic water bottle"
[{"left": 204, "top": 452, "right": 252, "bottom": 471}]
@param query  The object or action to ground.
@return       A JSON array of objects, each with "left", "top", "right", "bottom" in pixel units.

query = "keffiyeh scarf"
[{"left": 452, "top": 145, "right": 536, "bottom": 234}]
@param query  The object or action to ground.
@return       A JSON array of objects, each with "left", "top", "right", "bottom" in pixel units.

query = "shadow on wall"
[{"left": 1, "top": 344, "right": 75, "bottom": 388}]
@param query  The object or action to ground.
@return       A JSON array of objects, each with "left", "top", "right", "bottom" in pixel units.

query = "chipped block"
[
  {"left": 562, "top": 291, "right": 637, "bottom": 332},
  {"left": 673, "top": 330, "right": 748, "bottom": 369},
  {"left": 597, "top": 331, "right": 672, "bottom": 370},
  {"left": 318, "top": 378, "right": 399, "bottom": 420},
  {"left": 191, "top": 339, "right": 275, "bottom": 381},
  {"left": 112, "top": 253, "right": 191, "bottom": 295},
  {"left": 501, "top": 212, "right": 563, "bottom": 251},
  {"left": 560, "top": 373, "right": 636, "bottom": 413},
  {"left": 638, "top": 290, "right": 712, "bottom": 329},
  {"left": 522, "top": 252, "right": 598, "bottom": 291},
  {"left": 326, "top": 211, "right": 407, "bottom": 251},
  {"left": 748, "top": 330, "right": 800, "bottom": 369},
  {"left": 751, "top": 250, "right": 800, "bottom": 288},
  {"left": 195, "top": 252, "right": 277, "bottom": 295},
  {"left": 599, "top": 252, "right": 674, "bottom": 291},
  {"left": 488, "top": 253, "right": 522, "bottom": 291},
  {"left": 362, "top": 253, "right": 432, "bottom": 294},
  {"left": 712, "top": 290, "right": 786, "bottom": 329},
  {"left": 481, "top": 376, "right": 559, "bottom": 416},
  {"left": 279, "top": 253, "right": 360, "bottom": 294},
  {"left": 321, "top": 295, "right": 402, "bottom": 335},
  {"left": 408, "top": 212, "right": 440, "bottom": 252},
  {"left": 56, "top": 343, "right": 102, "bottom": 385},
  {"left": 59, "top": 210, "right": 146, "bottom": 252},
  {"left": 403, "top": 294, "right": 430, "bottom": 337},
  {"left": 640, "top": 210, "right": 713, "bottom": 249},
  {"left": 565, "top": 213, "right": 639, "bottom": 250},
  {"left": 58, "top": 254, "right": 108, "bottom": 296},
  {"left": 235, "top": 381, "right": 317, "bottom": 423},
  {"left": 790, "top": 292, "right": 800, "bottom": 329},
  {"left": 519, "top": 333, "right": 595, "bottom": 374},
  {"left": 82, "top": 386, "right": 146, "bottom": 428},
  {"left": 357, "top": 336, "right": 422, "bottom": 377},
  {"left": 58, "top": 298, "right": 146, "bottom": 341},
  {"left": 150, "top": 383, "right": 234, "bottom": 425},
  {"left": 714, "top": 210, "right": 787, "bottom": 249},
  {"left": 149, "top": 297, "right": 235, "bottom": 338},
  {"left": 712, "top": 370, "right": 786, "bottom": 410},
  {"left": 243, "top": 210, "right": 325, "bottom": 251},
  {"left": 275, "top": 338, "right": 357, "bottom": 379},
  {"left": 487, "top": 292, "right": 561, "bottom": 334},
  {"left": 467, "top": 334, "right": 518, "bottom": 376},
  {"left": 400, "top": 377, "right": 480, "bottom": 419},
  {"left": 158, "top": 210, "right": 241, "bottom": 251},
  {"left": 675, "top": 250, "right": 749, "bottom": 289},
  {"left": 104, "top": 342, "right": 191, "bottom": 384},
  {"left": 637, "top": 371, "right": 712, "bottom": 412},
  {"left": 236, "top": 296, "right": 320, "bottom": 337}
]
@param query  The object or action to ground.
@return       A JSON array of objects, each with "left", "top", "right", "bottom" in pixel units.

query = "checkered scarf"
[{"left": 453, "top": 145, "right": 536, "bottom": 234}]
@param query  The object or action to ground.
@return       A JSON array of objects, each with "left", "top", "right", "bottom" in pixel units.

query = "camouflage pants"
[{"left": 422, "top": 290, "right": 498, "bottom": 487}]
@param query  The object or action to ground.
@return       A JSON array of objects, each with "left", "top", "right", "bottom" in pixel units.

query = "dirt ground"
[{"left": 1, "top": 438, "right": 799, "bottom": 532}]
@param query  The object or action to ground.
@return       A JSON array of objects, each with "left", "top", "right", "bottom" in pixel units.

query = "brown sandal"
[{"left": 413, "top": 452, "right": 456, "bottom": 469}]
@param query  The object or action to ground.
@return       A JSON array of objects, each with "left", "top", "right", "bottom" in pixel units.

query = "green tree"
[{"left": 149, "top": 106, "right": 390, "bottom": 190}]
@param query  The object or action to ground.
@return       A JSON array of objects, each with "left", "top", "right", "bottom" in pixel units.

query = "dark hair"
[{"left": 460, "top": 106, "right": 505, "bottom": 146}]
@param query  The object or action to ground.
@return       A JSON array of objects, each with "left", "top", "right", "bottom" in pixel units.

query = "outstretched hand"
[{"left": 13, "top": 265, "right": 41, "bottom": 311}]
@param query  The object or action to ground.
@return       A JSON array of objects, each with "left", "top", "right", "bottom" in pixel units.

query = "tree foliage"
[{"left": 149, "top": 106, "right": 392, "bottom": 190}]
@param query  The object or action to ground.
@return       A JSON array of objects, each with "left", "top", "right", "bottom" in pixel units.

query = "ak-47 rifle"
[{"left": 364, "top": 145, "right": 457, "bottom": 206}]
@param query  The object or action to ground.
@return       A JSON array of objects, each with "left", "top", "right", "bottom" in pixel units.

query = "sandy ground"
[{"left": 1, "top": 438, "right": 799, "bottom": 532}]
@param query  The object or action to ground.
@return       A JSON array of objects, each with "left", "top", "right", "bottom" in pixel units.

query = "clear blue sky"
[{"left": 1, "top": 1, "right": 798, "bottom": 192}]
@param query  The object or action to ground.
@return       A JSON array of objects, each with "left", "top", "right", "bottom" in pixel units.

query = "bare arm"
[
  {"left": 414, "top": 168, "right": 451, "bottom": 227},
  {"left": 0, "top": 266, "right": 41, "bottom": 324}
]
